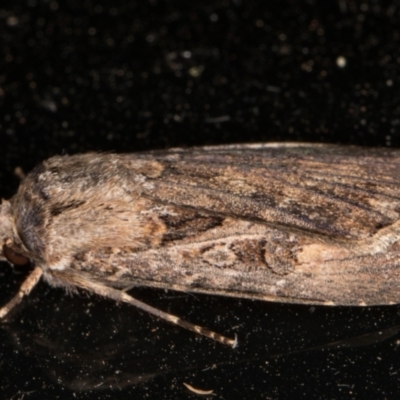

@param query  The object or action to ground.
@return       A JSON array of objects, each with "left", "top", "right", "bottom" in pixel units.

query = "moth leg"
[
  {"left": 50, "top": 269, "right": 237, "bottom": 347},
  {"left": 0, "top": 266, "right": 43, "bottom": 319}
]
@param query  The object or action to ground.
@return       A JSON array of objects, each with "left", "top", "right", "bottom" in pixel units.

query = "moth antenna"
[
  {"left": 0, "top": 266, "right": 43, "bottom": 319},
  {"left": 51, "top": 269, "right": 237, "bottom": 347},
  {"left": 120, "top": 292, "right": 237, "bottom": 347}
]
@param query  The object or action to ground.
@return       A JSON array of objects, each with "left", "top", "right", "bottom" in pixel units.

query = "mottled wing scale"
[
  {"left": 144, "top": 144, "right": 400, "bottom": 239},
  {"left": 65, "top": 144, "right": 400, "bottom": 306}
]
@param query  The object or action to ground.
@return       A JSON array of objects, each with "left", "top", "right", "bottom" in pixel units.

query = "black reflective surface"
[{"left": 1, "top": 1, "right": 400, "bottom": 398}]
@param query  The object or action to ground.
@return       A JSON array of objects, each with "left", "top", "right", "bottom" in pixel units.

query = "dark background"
[{"left": 1, "top": 1, "right": 400, "bottom": 399}]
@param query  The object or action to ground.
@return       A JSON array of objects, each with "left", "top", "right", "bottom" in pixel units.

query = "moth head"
[{"left": 0, "top": 199, "right": 30, "bottom": 266}]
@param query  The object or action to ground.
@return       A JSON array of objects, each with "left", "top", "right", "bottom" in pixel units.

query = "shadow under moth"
[{"left": 1, "top": 143, "right": 400, "bottom": 346}]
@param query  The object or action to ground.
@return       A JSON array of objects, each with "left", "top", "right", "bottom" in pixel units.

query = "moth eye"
[{"left": 2, "top": 245, "right": 30, "bottom": 266}]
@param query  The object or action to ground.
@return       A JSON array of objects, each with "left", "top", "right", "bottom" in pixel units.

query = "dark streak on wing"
[{"left": 159, "top": 210, "right": 225, "bottom": 243}]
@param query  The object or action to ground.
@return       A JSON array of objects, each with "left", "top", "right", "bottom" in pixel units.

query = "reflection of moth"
[{"left": 1, "top": 143, "right": 400, "bottom": 346}]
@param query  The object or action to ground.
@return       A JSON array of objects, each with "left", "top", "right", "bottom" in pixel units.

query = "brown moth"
[{"left": 1, "top": 143, "right": 400, "bottom": 346}]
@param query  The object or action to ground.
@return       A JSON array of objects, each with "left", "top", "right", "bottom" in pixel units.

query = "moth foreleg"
[{"left": 0, "top": 266, "right": 43, "bottom": 319}]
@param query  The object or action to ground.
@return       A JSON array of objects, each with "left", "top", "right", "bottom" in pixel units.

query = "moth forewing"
[{"left": 1, "top": 143, "right": 400, "bottom": 345}]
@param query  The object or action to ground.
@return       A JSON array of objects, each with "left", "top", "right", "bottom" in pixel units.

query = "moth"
[{"left": 1, "top": 143, "right": 400, "bottom": 346}]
